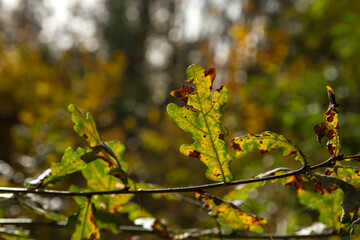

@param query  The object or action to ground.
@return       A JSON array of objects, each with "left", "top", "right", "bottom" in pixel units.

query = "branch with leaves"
[{"left": 0, "top": 64, "right": 359, "bottom": 240}]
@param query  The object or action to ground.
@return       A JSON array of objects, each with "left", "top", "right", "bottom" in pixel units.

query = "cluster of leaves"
[{"left": 0, "top": 64, "right": 359, "bottom": 239}]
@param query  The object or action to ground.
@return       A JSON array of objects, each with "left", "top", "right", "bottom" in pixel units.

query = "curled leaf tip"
[
  {"left": 170, "top": 85, "right": 195, "bottom": 103},
  {"left": 314, "top": 87, "right": 341, "bottom": 156},
  {"left": 326, "top": 86, "right": 339, "bottom": 111}
]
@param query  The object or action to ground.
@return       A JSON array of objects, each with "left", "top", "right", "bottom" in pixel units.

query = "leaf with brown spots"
[
  {"left": 284, "top": 175, "right": 307, "bottom": 193},
  {"left": 298, "top": 185, "right": 343, "bottom": 229},
  {"left": 67, "top": 200, "right": 100, "bottom": 240},
  {"left": 167, "top": 64, "right": 233, "bottom": 182},
  {"left": 68, "top": 104, "right": 128, "bottom": 184},
  {"left": 231, "top": 131, "right": 308, "bottom": 165},
  {"left": 309, "top": 171, "right": 360, "bottom": 228},
  {"left": 195, "top": 192, "right": 266, "bottom": 233},
  {"left": 68, "top": 104, "right": 103, "bottom": 147},
  {"left": 313, "top": 86, "right": 342, "bottom": 156}
]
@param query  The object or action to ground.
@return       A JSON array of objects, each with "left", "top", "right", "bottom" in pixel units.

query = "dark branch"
[
  {"left": 0, "top": 218, "right": 342, "bottom": 239},
  {"left": 0, "top": 156, "right": 339, "bottom": 197}
]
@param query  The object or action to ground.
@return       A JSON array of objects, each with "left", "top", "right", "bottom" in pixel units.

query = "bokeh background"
[{"left": 0, "top": 0, "right": 360, "bottom": 239}]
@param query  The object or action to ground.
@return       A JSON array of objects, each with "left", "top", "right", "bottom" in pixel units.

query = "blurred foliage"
[{"left": 0, "top": 0, "right": 360, "bottom": 239}]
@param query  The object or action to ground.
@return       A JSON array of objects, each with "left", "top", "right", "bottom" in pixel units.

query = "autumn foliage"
[{"left": 0, "top": 64, "right": 358, "bottom": 239}]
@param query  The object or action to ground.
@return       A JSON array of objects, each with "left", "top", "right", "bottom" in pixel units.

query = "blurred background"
[{"left": 0, "top": 0, "right": 360, "bottom": 238}]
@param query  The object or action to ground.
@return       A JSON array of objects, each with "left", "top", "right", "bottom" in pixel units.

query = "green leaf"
[
  {"left": 310, "top": 172, "right": 360, "bottom": 227},
  {"left": 119, "top": 202, "right": 153, "bottom": 222},
  {"left": 231, "top": 131, "right": 308, "bottom": 165},
  {"left": 167, "top": 64, "right": 233, "bottom": 182},
  {"left": 87, "top": 141, "right": 129, "bottom": 184},
  {"left": 67, "top": 201, "right": 100, "bottom": 240},
  {"left": 195, "top": 193, "right": 266, "bottom": 233},
  {"left": 71, "top": 159, "right": 132, "bottom": 214},
  {"left": 313, "top": 86, "right": 342, "bottom": 156},
  {"left": 325, "top": 165, "right": 360, "bottom": 189},
  {"left": 42, "top": 147, "right": 89, "bottom": 187},
  {"left": 68, "top": 104, "right": 103, "bottom": 147},
  {"left": 298, "top": 187, "right": 343, "bottom": 229},
  {"left": 68, "top": 104, "right": 128, "bottom": 184}
]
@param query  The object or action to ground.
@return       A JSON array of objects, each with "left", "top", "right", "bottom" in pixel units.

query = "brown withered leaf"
[{"left": 313, "top": 122, "right": 327, "bottom": 143}]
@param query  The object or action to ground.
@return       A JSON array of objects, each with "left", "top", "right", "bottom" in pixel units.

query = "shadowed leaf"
[
  {"left": 0, "top": 228, "right": 35, "bottom": 240},
  {"left": 120, "top": 202, "right": 153, "bottom": 222},
  {"left": 70, "top": 160, "right": 132, "bottom": 214},
  {"left": 310, "top": 172, "right": 360, "bottom": 228},
  {"left": 17, "top": 194, "right": 67, "bottom": 222},
  {"left": 195, "top": 193, "right": 266, "bottom": 233},
  {"left": 351, "top": 219, "right": 360, "bottom": 240},
  {"left": 167, "top": 64, "right": 233, "bottom": 182},
  {"left": 232, "top": 131, "right": 308, "bottom": 165},
  {"left": 298, "top": 185, "right": 343, "bottom": 229},
  {"left": 90, "top": 141, "right": 128, "bottom": 185}
]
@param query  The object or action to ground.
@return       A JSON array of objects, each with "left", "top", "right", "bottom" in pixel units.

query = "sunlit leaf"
[
  {"left": 68, "top": 104, "right": 128, "bottom": 184},
  {"left": 42, "top": 147, "right": 89, "bottom": 187},
  {"left": 313, "top": 86, "right": 342, "bottom": 156},
  {"left": 231, "top": 131, "right": 308, "bottom": 165},
  {"left": 67, "top": 201, "right": 100, "bottom": 240},
  {"left": 195, "top": 193, "right": 266, "bottom": 233},
  {"left": 68, "top": 104, "right": 103, "bottom": 147},
  {"left": 331, "top": 165, "right": 360, "bottom": 188},
  {"left": 167, "top": 64, "right": 233, "bottom": 182}
]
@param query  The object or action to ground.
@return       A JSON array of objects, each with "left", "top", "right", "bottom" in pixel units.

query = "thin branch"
[
  {"left": 0, "top": 156, "right": 339, "bottom": 197},
  {"left": 0, "top": 218, "right": 66, "bottom": 227},
  {"left": 0, "top": 168, "right": 303, "bottom": 197},
  {"left": 343, "top": 154, "right": 360, "bottom": 161},
  {"left": 0, "top": 218, "right": 341, "bottom": 239}
]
